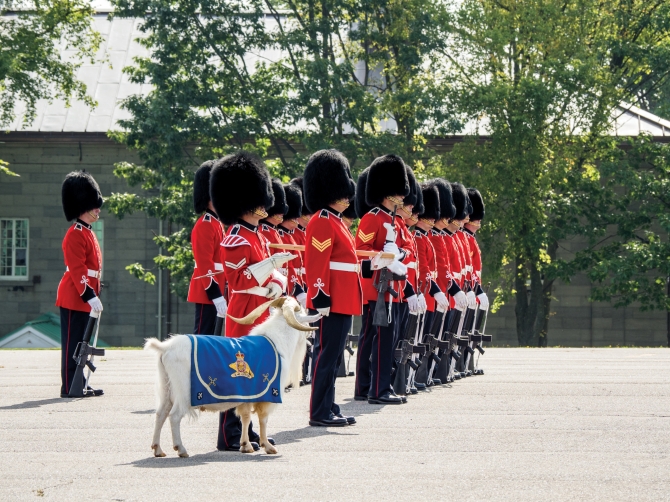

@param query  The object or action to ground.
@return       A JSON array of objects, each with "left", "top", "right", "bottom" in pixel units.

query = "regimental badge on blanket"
[{"left": 188, "top": 334, "right": 282, "bottom": 406}]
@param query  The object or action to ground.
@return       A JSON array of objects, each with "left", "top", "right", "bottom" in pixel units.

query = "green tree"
[
  {"left": 0, "top": 0, "right": 100, "bottom": 175},
  {"left": 107, "top": 0, "right": 457, "bottom": 298},
  {"left": 433, "top": 0, "right": 670, "bottom": 346}
]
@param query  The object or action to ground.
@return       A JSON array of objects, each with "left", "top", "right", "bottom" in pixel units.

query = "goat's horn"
[
  {"left": 226, "top": 299, "right": 275, "bottom": 325},
  {"left": 283, "top": 303, "right": 318, "bottom": 332},
  {"left": 270, "top": 297, "right": 287, "bottom": 309}
]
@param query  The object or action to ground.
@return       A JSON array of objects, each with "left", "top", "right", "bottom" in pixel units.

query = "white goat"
[{"left": 144, "top": 297, "right": 318, "bottom": 457}]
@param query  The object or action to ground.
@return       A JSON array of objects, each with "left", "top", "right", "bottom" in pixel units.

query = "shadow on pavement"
[
  {"left": 131, "top": 409, "right": 156, "bottom": 415},
  {"left": 126, "top": 426, "right": 359, "bottom": 468},
  {"left": 0, "top": 398, "right": 66, "bottom": 410}
]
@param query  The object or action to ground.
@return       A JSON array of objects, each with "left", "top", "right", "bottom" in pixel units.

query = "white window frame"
[{"left": 0, "top": 218, "right": 29, "bottom": 281}]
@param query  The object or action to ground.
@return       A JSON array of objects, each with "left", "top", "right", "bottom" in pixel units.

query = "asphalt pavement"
[{"left": 1, "top": 347, "right": 669, "bottom": 501}]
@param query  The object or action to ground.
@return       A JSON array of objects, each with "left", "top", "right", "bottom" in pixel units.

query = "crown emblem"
[{"left": 229, "top": 351, "right": 254, "bottom": 379}]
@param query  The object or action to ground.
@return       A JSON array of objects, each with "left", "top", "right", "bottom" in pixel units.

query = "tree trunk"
[{"left": 515, "top": 256, "right": 554, "bottom": 346}]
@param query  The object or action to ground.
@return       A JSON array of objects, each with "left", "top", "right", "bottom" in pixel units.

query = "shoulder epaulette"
[
  {"left": 74, "top": 223, "right": 83, "bottom": 231},
  {"left": 369, "top": 207, "right": 381, "bottom": 215},
  {"left": 319, "top": 209, "right": 330, "bottom": 219},
  {"left": 203, "top": 213, "right": 211, "bottom": 222},
  {"left": 222, "top": 225, "right": 250, "bottom": 247},
  {"left": 261, "top": 223, "right": 271, "bottom": 232},
  {"left": 414, "top": 230, "right": 423, "bottom": 238}
]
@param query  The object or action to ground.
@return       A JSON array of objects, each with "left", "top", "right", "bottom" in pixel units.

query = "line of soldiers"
[{"left": 56, "top": 148, "right": 490, "bottom": 452}]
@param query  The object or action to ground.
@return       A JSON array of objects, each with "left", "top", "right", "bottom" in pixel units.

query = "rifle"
[
  {"left": 214, "top": 315, "right": 224, "bottom": 336},
  {"left": 464, "top": 283, "right": 491, "bottom": 374},
  {"left": 68, "top": 312, "right": 106, "bottom": 398},
  {"left": 393, "top": 311, "right": 421, "bottom": 396},
  {"left": 447, "top": 306, "right": 469, "bottom": 382},
  {"left": 407, "top": 311, "right": 428, "bottom": 391},
  {"left": 337, "top": 333, "right": 357, "bottom": 377},
  {"left": 372, "top": 205, "right": 401, "bottom": 327},
  {"left": 429, "top": 306, "right": 464, "bottom": 384},
  {"left": 413, "top": 306, "right": 446, "bottom": 387}
]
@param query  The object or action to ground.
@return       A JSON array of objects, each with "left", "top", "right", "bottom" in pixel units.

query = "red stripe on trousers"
[
  {"left": 65, "top": 310, "right": 71, "bottom": 392},
  {"left": 197, "top": 304, "right": 204, "bottom": 334},
  {"left": 375, "top": 326, "right": 381, "bottom": 398},
  {"left": 355, "top": 309, "right": 371, "bottom": 396},
  {"left": 309, "top": 317, "right": 324, "bottom": 419}
]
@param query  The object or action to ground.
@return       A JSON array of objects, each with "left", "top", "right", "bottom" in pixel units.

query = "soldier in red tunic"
[
  {"left": 277, "top": 183, "right": 307, "bottom": 308},
  {"left": 56, "top": 171, "right": 104, "bottom": 398},
  {"left": 289, "top": 176, "right": 312, "bottom": 252},
  {"left": 303, "top": 149, "right": 361, "bottom": 427},
  {"left": 187, "top": 161, "right": 227, "bottom": 335},
  {"left": 354, "top": 155, "right": 410, "bottom": 405},
  {"left": 209, "top": 152, "right": 288, "bottom": 451}
]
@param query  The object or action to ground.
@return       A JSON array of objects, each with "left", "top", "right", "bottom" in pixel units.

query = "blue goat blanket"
[{"left": 188, "top": 334, "right": 282, "bottom": 407}]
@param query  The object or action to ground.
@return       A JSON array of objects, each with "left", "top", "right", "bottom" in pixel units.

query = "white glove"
[
  {"left": 466, "top": 290, "right": 477, "bottom": 309},
  {"left": 316, "top": 307, "right": 330, "bottom": 317},
  {"left": 382, "top": 222, "right": 397, "bottom": 242},
  {"left": 477, "top": 292, "right": 489, "bottom": 311},
  {"left": 296, "top": 292, "right": 307, "bottom": 309},
  {"left": 387, "top": 260, "right": 407, "bottom": 276},
  {"left": 371, "top": 252, "right": 394, "bottom": 270},
  {"left": 271, "top": 269, "right": 288, "bottom": 291},
  {"left": 383, "top": 241, "right": 400, "bottom": 258},
  {"left": 406, "top": 294, "right": 420, "bottom": 314},
  {"left": 434, "top": 291, "right": 449, "bottom": 310},
  {"left": 212, "top": 296, "right": 227, "bottom": 317},
  {"left": 87, "top": 296, "right": 103, "bottom": 313},
  {"left": 265, "top": 282, "right": 283, "bottom": 300},
  {"left": 417, "top": 293, "right": 427, "bottom": 313},
  {"left": 453, "top": 290, "right": 468, "bottom": 310}
]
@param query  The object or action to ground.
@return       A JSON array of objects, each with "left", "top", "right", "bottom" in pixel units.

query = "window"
[{"left": 1, "top": 219, "right": 29, "bottom": 280}]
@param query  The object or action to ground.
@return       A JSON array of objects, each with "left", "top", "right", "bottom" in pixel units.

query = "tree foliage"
[
  {"left": 0, "top": 0, "right": 100, "bottom": 128},
  {"left": 107, "top": 0, "right": 457, "bottom": 298},
  {"left": 430, "top": 0, "right": 670, "bottom": 345}
]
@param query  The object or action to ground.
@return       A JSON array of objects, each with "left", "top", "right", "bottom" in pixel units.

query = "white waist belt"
[
  {"left": 214, "top": 262, "right": 223, "bottom": 271},
  {"left": 406, "top": 261, "right": 417, "bottom": 270},
  {"left": 330, "top": 261, "right": 360, "bottom": 273},
  {"left": 66, "top": 267, "right": 100, "bottom": 279},
  {"left": 233, "top": 286, "right": 268, "bottom": 297},
  {"left": 300, "top": 267, "right": 306, "bottom": 275},
  {"left": 453, "top": 272, "right": 462, "bottom": 280}
]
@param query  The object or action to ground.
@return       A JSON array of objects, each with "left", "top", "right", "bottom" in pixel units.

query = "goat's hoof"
[
  {"left": 263, "top": 443, "right": 278, "bottom": 454},
  {"left": 239, "top": 442, "right": 255, "bottom": 454},
  {"left": 151, "top": 444, "right": 166, "bottom": 457},
  {"left": 178, "top": 451, "right": 189, "bottom": 458}
]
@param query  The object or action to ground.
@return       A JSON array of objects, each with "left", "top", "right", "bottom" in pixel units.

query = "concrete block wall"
[{"left": 0, "top": 136, "right": 192, "bottom": 346}]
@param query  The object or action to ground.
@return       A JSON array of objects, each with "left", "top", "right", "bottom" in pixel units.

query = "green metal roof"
[{"left": 0, "top": 312, "right": 109, "bottom": 347}]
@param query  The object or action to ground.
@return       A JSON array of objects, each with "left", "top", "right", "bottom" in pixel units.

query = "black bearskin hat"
[
  {"left": 193, "top": 160, "right": 214, "bottom": 213},
  {"left": 303, "top": 149, "right": 356, "bottom": 214},
  {"left": 62, "top": 170, "right": 103, "bottom": 221},
  {"left": 403, "top": 165, "right": 420, "bottom": 208},
  {"left": 468, "top": 188, "right": 485, "bottom": 221},
  {"left": 419, "top": 183, "right": 440, "bottom": 221},
  {"left": 413, "top": 179, "right": 424, "bottom": 215},
  {"left": 210, "top": 151, "right": 273, "bottom": 225},
  {"left": 289, "top": 176, "right": 312, "bottom": 216},
  {"left": 451, "top": 182, "right": 469, "bottom": 220},
  {"left": 355, "top": 167, "right": 372, "bottom": 218},
  {"left": 429, "top": 178, "right": 456, "bottom": 220},
  {"left": 283, "top": 183, "right": 303, "bottom": 220},
  {"left": 342, "top": 197, "right": 358, "bottom": 220},
  {"left": 365, "top": 154, "right": 410, "bottom": 206},
  {"left": 266, "top": 179, "right": 288, "bottom": 217}
]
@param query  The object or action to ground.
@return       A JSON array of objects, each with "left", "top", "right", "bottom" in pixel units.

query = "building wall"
[
  {"left": 1, "top": 134, "right": 667, "bottom": 347},
  {"left": 0, "top": 134, "right": 192, "bottom": 346}
]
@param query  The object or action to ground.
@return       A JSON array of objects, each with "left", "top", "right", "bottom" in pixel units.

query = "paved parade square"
[{"left": 1, "top": 347, "right": 669, "bottom": 501}]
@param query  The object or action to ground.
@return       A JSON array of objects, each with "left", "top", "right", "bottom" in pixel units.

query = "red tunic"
[
  {"left": 277, "top": 226, "right": 305, "bottom": 297},
  {"left": 355, "top": 207, "right": 407, "bottom": 304},
  {"left": 443, "top": 230, "right": 465, "bottom": 290},
  {"left": 56, "top": 220, "right": 103, "bottom": 313},
  {"left": 187, "top": 211, "right": 224, "bottom": 304},
  {"left": 222, "top": 222, "right": 273, "bottom": 339},
  {"left": 464, "top": 229, "right": 482, "bottom": 286},
  {"left": 427, "top": 229, "right": 452, "bottom": 296},
  {"left": 397, "top": 218, "right": 418, "bottom": 300},
  {"left": 305, "top": 208, "right": 362, "bottom": 316},
  {"left": 454, "top": 230, "right": 473, "bottom": 287},
  {"left": 414, "top": 227, "right": 441, "bottom": 312}
]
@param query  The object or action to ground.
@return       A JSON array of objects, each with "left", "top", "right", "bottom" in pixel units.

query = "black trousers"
[
  {"left": 193, "top": 303, "right": 217, "bottom": 335},
  {"left": 355, "top": 301, "right": 399, "bottom": 399},
  {"left": 309, "top": 312, "right": 351, "bottom": 421},
  {"left": 396, "top": 303, "right": 409, "bottom": 350},
  {"left": 60, "top": 307, "right": 90, "bottom": 395}
]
